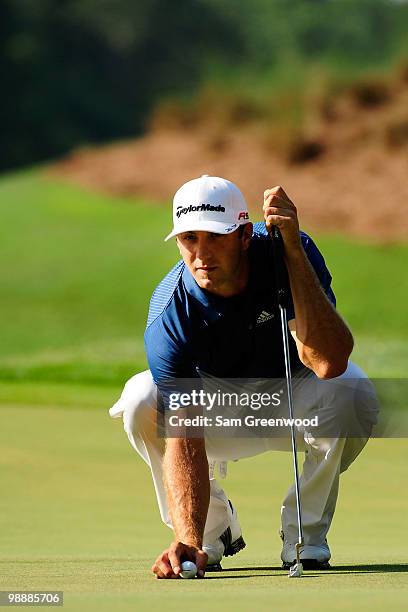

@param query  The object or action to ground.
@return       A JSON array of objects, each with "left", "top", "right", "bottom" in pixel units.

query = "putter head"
[
  {"left": 288, "top": 540, "right": 304, "bottom": 578},
  {"left": 288, "top": 562, "right": 303, "bottom": 578}
]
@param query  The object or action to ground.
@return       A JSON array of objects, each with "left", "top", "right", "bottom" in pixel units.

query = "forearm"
[
  {"left": 163, "top": 437, "right": 210, "bottom": 548},
  {"left": 262, "top": 185, "right": 353, "bottom": 377},
  {"left": 285, "top": 246, "right": 354, "bottom": 378}
]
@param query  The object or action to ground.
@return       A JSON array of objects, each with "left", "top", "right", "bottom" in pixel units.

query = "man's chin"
[
  {"left": 195, "top": 273, "right": 217, "bottom": 291},
  {"left": 197, "top": 278, "right": 215, "bottom": 290}
]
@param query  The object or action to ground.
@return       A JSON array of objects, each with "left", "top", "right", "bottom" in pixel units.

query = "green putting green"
[{"left": 0, "top": 385, "right": 407, "bottom": 611}]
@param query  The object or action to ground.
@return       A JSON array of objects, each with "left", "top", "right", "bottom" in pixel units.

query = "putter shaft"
[
  {"left": 271, "top": 225, "right": 304, "bottom": 573},
  {"left": 279, "top": 305, "right": 304, "bottom": 560}
]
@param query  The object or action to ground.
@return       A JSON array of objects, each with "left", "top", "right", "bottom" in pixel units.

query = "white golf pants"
[{"left": 109, "top": 361, "right": 378, "bottom": 547}]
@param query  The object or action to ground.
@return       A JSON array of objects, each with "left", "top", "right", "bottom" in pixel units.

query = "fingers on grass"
[
  {"left": 195, "top": 549, "right": 208, "bottom": 578},
  {"left": 152, "top": 552, "right": 176, "bottom": 579},
  {"left": 167, "top": 548, "right": 181, "bottom": 575}
]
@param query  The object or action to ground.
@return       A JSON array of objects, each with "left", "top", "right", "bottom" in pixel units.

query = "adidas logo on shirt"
[{"left": 256, "top": 310, "right": 274, "bottom": 325}]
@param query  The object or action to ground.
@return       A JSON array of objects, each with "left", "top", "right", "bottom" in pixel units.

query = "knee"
[
  {"left": 110, "top": 370, "right": 158, "bottom": 434},
  {"left": 314, "top": 367, "right": 379, "bottom": 438},
  {"left": 335, "top": 362, "right": 379, "bottom": 428},
  {"left": 336, "top": 360, "right": 367, "bottom": 380}
]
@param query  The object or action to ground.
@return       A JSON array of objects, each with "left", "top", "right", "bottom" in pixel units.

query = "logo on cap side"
[
  {"left": 176, "top": 203, "right": 226, "bottom": 218},
  {"left": 238, "top": 211, "right": 249, "bottom": 220}
]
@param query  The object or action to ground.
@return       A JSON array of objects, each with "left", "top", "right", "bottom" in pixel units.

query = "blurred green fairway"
[
  {"left": 0, "top": 172, "right": 407, "bottom": 610},
  {"left": 0, "top": 171, "right": 407, "bottom": 383}
]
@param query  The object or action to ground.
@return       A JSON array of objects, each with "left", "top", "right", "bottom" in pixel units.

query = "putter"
[{"left": 271, "top": 226, "right": 304, "bottom": 578}]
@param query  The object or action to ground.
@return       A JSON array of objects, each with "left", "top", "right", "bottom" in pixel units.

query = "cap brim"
[{"left": 164, "top": 221, "right": 239, "bottom": 241}]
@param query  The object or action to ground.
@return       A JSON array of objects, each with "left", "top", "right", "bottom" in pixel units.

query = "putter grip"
[{"left": 271, "top": 226, "right": 290, "bottom": 308}]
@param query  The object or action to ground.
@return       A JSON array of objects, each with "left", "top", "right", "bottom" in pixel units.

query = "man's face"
[{"left": 176, "top": 225, "right": 253, "bottom": 297}]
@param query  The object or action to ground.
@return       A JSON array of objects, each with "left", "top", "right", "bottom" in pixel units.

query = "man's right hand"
[{"left": 151, "top": 541, "right": 208, "bottom": 579}]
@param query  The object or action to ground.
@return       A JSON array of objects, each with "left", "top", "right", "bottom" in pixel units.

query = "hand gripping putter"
[{"left": 271, "top": 226, "right": 304, "bottom": 578}]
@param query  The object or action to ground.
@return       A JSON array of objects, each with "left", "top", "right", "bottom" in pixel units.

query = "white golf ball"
[{"left": 180, "top": 560, "right": 197, "bottom": 579}]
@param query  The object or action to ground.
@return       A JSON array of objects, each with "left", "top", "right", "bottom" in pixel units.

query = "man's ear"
[
  {"left": 175, "top": 237, "right": 182, "bottom": 256},
  {"left": 241, "top": 223, "right": 253, "bottom": 250}
]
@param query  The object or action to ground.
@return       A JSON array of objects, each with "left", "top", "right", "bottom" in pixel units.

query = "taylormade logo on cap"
[
  {"left": 165, "top": 175, "right": 250, "bottom": 241},
  {"left": 176, "top": 203, "right": 226, "bottom": 218}
]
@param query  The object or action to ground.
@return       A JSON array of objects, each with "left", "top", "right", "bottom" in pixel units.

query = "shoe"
[
  {"left": 280, "top": 529, "right": 331, "bottom": 570},
  {"left": 203, "top": 501, "right": 246, "bottom": 571}
]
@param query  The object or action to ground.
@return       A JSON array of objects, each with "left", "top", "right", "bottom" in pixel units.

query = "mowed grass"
[
  {"left": 0, "top": 385, "right": 407, "bottom": 611},
  {"left": 0, "top": 170, "right": 407, "bottom": 609},
  {"left": 0, "top": 170, "right": 407, "bottom": 383}
]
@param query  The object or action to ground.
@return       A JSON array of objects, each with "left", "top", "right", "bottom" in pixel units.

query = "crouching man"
[{"left": 109, "top": 175, "right": 378, "bottom": 578}]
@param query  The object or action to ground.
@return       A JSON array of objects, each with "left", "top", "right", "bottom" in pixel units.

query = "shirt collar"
[{"left": 182, "top": 266, "right": 231, "bottom": 323}]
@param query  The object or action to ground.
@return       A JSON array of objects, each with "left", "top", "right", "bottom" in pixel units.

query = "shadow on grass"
[
  {"left": 205, "top": 573, "right": 317, "bottom": 580},
  {"left": 205, "top": 566, "right": 317, "bottom": 580},
  {"left": 324, "top": 564, "right": 408, "bottom": 574},
  {"left": 211, "top": 563, "right": 408, "bottom": 578}
]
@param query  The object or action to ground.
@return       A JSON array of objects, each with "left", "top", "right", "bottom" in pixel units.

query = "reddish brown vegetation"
[{"left": 50, "top": 74, "right": 408, "bottom": 242}]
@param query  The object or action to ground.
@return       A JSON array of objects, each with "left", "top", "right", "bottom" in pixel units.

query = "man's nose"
[{"left": 195, "top": 237, "right": 212, "bottom": 261}]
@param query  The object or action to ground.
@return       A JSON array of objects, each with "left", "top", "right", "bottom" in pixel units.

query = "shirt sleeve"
[
  {"left": 286, "top": 232, "right": 336, "bottom": 321},
  {"left": 144, "top": 314, "right": 200, "bottom": 413},
  {"left": 144, "top": 315, "right": 197, "bottom": 384}
]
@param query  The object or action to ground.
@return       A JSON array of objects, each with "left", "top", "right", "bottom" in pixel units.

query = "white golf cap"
[{"left": 164, "top": 175, "right": 250, "bottom": 241}]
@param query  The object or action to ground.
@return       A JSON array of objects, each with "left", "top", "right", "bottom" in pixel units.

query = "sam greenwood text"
[{"left": 167, "top": 415, "right": 319, "bottom": 428}]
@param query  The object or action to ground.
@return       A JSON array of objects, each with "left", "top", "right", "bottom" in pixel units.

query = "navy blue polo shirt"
[{"left": 144, "top": 222, "right": 335, "bottom": 382}]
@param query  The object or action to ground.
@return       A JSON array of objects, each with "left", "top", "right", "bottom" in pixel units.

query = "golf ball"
[{"left": 180, "top": 561, "right": 197, "bottom": 579}]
